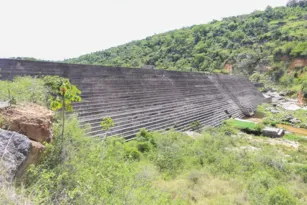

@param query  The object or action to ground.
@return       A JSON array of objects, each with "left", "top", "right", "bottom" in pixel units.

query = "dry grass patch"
[
  {"left": 154, "top": 170, "right": 247, "bottom": 205},
  {"left": 0, "top": 163, "right": 31, "bottom": 205}
]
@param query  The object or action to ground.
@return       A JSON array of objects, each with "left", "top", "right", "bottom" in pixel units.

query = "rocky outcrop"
[
  {"left": 0, "top": 129, "right": 31, "bottom": 182},
  {"left": 262, "top": 127, "right": 285, "bottom": 138},
  {"left": 263, "top": 91, "right": 304, "bottom": 111},
  {"left": 15, "top": 141, "right": 45, "bottom": 178},
  {"left": 0, "top": 104, "right": 54, "bottom": 143},
  {"left": 0, "top": 104, "right": 53, "bottom": 180},
  {"left": 289, "top": 58, "right": 307, "bottom": 70},
  {"left": 298, "top": 91, "right": 306, "bottom": 105}
]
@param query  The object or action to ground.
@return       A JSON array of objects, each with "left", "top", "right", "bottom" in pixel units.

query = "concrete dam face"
[{"left": 0, "top": 59, "right": 265, "bottom": 139}]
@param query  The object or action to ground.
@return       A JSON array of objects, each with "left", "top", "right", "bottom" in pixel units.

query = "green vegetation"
[
  {"left": 226, "top": 119, "right": 264, "bottom": 135},
  {"left": 0, "top": 76, "right": 81, "bottom": 110},
  {"left": 43, "top": 76, "right": 82, "bottom": 160},
  {"left": 63, "top": 2, "right": 307, "bottom": 96},
  {"left": 284, "top": 133, "right": 307, "bottom": 143},
  {"left": 22, "top": 120, "right": 307, "bottom": 204},
  {"left": 0, "top": 76, "right": 49, "bottom": 105},
  {"left": 1, "top": 76, "right": 307, "bottom": 204},
  {"left": 258, "top": 103, "right": 307, "bottom": 128},
  {"left": 101, "top": 116, "right": 115, "bottom": 131},
  {"left": 0, "top": 76, "right": 82, "bottom": 155},
  {"left": 3, "top": 1, "right": 307, "bottom": 203},
  {"left": 250, "top": 67, "right": 307, "bottom": 99},
  {"left": 226, "top": 119, "right": 259, "bottom": 130},
  {"left": 66, "top": 3, "right": 307, "bottom": 76},
  {"left": 43, "top": 76, "right": 82, "bottom": 112}
]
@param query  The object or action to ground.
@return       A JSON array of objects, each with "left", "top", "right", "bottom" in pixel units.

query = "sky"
[{"left": 0, "top": 0, "right": 287, "bottom": 61}]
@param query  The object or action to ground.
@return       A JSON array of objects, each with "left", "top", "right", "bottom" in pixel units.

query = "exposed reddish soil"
[
  {"left": 298, "top": 91, "right": 305, "bottom": 105},
  {"left": 0, "top": 103, "right": 54, "bottom": 177},
  {"left": 0, "top": 104, "right": 54, "bottom": 143},
  {"left": 289, "top": 58, "right": 307, "bottom": 70},
  {"left": 256, "top": 65, "right": 272, "bottom": 72},
  {"left": 281, "top": 55, "right": 290, "bottom": 61},
  {"left": 224, "top": 63, "right": 232, "bottom": 73}
]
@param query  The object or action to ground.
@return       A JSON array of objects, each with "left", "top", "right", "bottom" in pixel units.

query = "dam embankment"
[{"left": 0, "top": 59, "right": 264, "bottom": 139}]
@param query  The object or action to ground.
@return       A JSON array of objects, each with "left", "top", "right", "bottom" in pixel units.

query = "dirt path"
[{"left": 277, "top": 124, "right": 307, "bottom": 136}]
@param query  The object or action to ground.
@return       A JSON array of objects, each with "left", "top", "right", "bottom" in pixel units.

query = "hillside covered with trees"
[
  {"left": 2, "top": 1, "right": 307, "bottom": 204},
  {"left": 66, "top": 1, "right": 307, "bottom": 76}
]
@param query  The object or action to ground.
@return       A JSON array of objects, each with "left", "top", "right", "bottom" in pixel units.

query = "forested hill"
[{"left": 65, "top": 1, "right": 307, "bottom": 75}]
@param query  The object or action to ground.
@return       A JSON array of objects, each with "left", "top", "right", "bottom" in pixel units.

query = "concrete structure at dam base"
[{"left": 0, "top": 59, "right": 265, "bottom": 139}]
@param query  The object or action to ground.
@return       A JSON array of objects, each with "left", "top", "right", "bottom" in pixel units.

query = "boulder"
[
  {"left": 262, "top": 127, "right": 285, "bottom": 138},
  {"left": 280, "top": 92, "right": 286, "bottom": 96},
  {"left": 16, "top": 141, "right": 45, "bottom": 178},
  {"left": 0, "top": 129, "right": 31, "bottom": 182},
  {"left": 279, "top": 90, "right": 295, "bottom": 96},
  {"left": 265, "top": 107, "right": 280, "bottom": 114},
  {"left": 289, "top": 118, "right": 301, "bottom": 124},
  {"left": 281, "top": 103, "right": 301, "bottom": 111},
  {"left": 283, "top": 115, "right": 294, "bottom": 122},
  {"left": 0, "top": 104, "right": 54, "bottom": 143},
  {"left": 283, "top": 115, "right": 301, "bottom": 124}
]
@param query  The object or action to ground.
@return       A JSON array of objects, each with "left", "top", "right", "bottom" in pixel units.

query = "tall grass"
[
  {"left": 23, "top": 119, "right": 306, "bottom": 204},
  {"left": 1, "top": 77, "right": 306, "bottom": 204},
  {"left": 0, "top": 162, "right": 31, "bottom": 205},
  {"left": 0, "top": 76, "right": 49, "bottom": 106}
]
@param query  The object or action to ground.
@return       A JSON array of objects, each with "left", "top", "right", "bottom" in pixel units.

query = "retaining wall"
[{"left": 0, "top": 59, "right": 265, "bottom": 139}]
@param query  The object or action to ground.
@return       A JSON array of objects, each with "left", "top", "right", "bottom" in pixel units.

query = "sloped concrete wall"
[{"left": 0, "top": 59, "right": 265, "bottom": 139}]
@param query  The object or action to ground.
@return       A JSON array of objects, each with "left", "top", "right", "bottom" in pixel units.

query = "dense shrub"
[
  {"left": 25, "top": 118, "right": 177, "bottom": 204},
  {"left": 296, "top": 165, "right": 307, "bottom": 183},
  {"left": 124, "top": 146, "right": 141, "bottom": 161},
  {"left": 268, "top": 186, "right": 297, "bottom": 205},
  {"left": 0, "top": 76, "right": 48, "bottom": 105},
  {"left": 248, "top": 171, "right": 277, "bottom": 205},
  {"left": 65, "top": 4, "right": 307, "bottom": 76},
  {"left": 2, "top": 76, "right": 307, "bottom": 204},
  {"left": 136, "top": 141, "right": 152, "bottom": 153},
  {"left": 19, "top": 117, "right": 307, "bottom": 204},
  {"left": 279, "top": 74, "right": 295, "bottom": 87},
  {"left": 136, "top": 128, "right": 156, "bottom": 146}
]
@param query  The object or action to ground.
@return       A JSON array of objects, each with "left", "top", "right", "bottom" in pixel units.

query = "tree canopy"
[{"left": 65, "top": 3, "right": 307, "bottom": 75}]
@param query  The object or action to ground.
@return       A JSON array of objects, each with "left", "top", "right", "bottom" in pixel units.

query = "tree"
[
  {"left": 287, "top": 0, "right": 307, "bottom": 7},
  {"left": 43, "top": 76, "right": 82, "bottom": 160},
  {"left": 101, "top": 117, "right": 114, "bottom": 138}
]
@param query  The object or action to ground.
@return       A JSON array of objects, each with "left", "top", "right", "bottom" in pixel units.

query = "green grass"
[
  {"left": 2, "top": 76, "right": 307, "bottom": 204},
  {"left": 230, "top": 120, "right": 258, "bottom": 129},
  {"left": 257, "top": 104, "right": 307, "bottom": 128},
  {"left": 226, "top": 119, "right": 260, "bottom": 131},
  {"left": 0, "top": 76, "right": 48, "bottom": 106},
  {"left": 23, "top": 119, "right": 307, "bottom": 204},
  {"left": 284, "top": 133, "right": 307, "bottom": 143}
]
